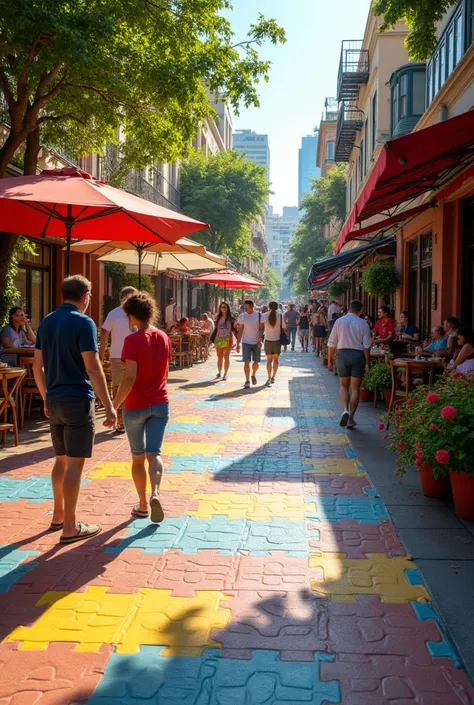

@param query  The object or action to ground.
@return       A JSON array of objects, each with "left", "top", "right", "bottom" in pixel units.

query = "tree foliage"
[
  {"left": 285, "top": 163, "right": 346, "bottom": 295},
  {"left": 372, "top": 0, "right": 452, "bottom": 61},
  {"left": 180, "top": 149, "right": 270, "bottom": 260},
  {"left": 258, "top": 267, "right": 281, "bottom": 302},
  {"left": 0, "top": 237, "right": 36, "bottom": 326}
]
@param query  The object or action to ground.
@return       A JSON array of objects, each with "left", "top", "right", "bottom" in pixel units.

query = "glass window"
[
  {"left": 412, "top": 71, "right": 426, "bottom": 114},
  {"left": 327, "top": 141, "right": 334, "bottom": 160},
  {"left": 433, "top": 52, "right": 439, "bottom": 93},
  {"left": 455, "top": 11, "right": 464, "bottom": 65},
  {"left": 447, "top": 28, "right": 455, "bottom": 74},
  {"left": 360, "top": 139, "right": 364, "bottom": 180},
  {"left": 399, "top": 73, "right": 408, "bottom": 117},
  {"left": 440, "top": 40, "right": 446, "bottom": 86},
  {"left": 392, "top": 82, "right": 398, "bottom": 129}
]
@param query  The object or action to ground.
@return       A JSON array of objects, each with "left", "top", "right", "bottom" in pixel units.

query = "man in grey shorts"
[
  {"left": 328, "top": 299, "right": 371, "bottom": 429},
  {"left": 236, "top": 300, "right": 264, "bottom": 388},
  {"left": 284, "top": 303, "right": 299, "bottom": 351}
]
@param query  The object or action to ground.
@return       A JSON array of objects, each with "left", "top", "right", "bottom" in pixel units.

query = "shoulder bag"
[{"left": 279, "top": 314, "right": 289, "bottom": 346}]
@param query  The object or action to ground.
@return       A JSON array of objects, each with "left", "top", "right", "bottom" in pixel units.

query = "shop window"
[
  {"left": 13, "top": 242, "right": 52, "bottom": 330},
  {"left": 407, "top": 233, "right": 432, "bottom": 338},
  {"left": 390, "top": 65, "right": 426, "bottom": 137}
]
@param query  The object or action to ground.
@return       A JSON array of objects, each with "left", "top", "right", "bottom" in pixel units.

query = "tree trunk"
[
  {"left": 24, "top": 127, "right": 41, "bottom": 175},
  {"left": 0, "top": 132, "right": 25, "bottom": 178}
]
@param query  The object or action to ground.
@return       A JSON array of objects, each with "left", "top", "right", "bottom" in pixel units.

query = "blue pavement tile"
[
  {"left": 0, "top": 545, "right": 40, "bottom": 592},
  {"left": 88, "top": 647, "right": 341, "bottom": 705},
  {"left": 304, "top": 496, "right": 391, "bottom": 524},
  {"left": 345, "top": 448, "right": 357, "bottom": 459},
  {"left": 405, "top": 568, "right": 427, "bottom": 586},
  {"left": 166, "top": 423, "right": 231, "bottom": 433},
  {"left": 412, "top": 602, "right": 462, "bottom": 667},
  {"left": 0, "top": 476, "right": 90, "bottom": 503},
  {"left": 166, "top": 455, "right": 249, "bottom": 474},
  {"left": 106, "top": 517, "right": 312, "bottom": 556},
  {"left": 194, "top": 400, "right": 242, "bottom": 408}
]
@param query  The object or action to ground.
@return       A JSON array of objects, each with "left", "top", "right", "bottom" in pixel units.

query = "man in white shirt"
[
  {"left": 99, "top": 286, "right": 137, "bottom": 430},
  {"left": 165, "top": 298, "right": 180, "bottom": 330},
  {"left": 328, "top": 300, "right": 339, "bottom": 324},
  {"left": 236, "top": 300, "right": 264, "bottom": 388},
  {"left": 201, "top": 313, "right": 215, "bottom": 334},
  {"left": 328, "top": 299, "right": 371, "bottom": 429}
]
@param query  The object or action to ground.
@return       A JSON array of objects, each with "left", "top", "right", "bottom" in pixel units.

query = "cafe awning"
[
  {"left": 335, "top": 110, "right": 474, "bottom": 253},
  {"left": 308, "top": 235, "right": 395, "bottom": 287}
]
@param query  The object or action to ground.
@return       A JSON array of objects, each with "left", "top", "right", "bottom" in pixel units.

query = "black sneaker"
[
  {"left": 271, "top": 377, "right": 276, "bottom": 384},
  {"left": 266, "top": 379, "right": 272, "bottom": 387}
]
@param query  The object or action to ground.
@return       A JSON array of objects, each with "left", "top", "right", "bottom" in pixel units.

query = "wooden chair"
[
  {"left": 199, "top": 332, "right": 210, "bottom": 361},
  {"left": 170, "top": 336, "right": 192, "bottom": 369},
  {"left": 386, "top": 359, "right": 435, "bottom": 428},
  {"left": 0, "top": 368, "right": 26, "bottom": 445},
  {"left": 19, "top": 357, "right": 40, "bottom": 427}
]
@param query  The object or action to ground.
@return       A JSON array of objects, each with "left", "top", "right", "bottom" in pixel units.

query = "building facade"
[
  {"left": 266, "top": 206, "right": 299, "bottom": 295},
  {"left": 316, "top": 98, "right": 339, "bottom": 240},
  {"left": 298, "top": 133, "right": 321, "bottom": 206},
  {"left": 232, "top": 129, "right": 270, "bottom": 182}
]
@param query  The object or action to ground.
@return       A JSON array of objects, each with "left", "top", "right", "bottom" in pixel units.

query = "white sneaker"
[{"left": 340, "top": 410, "right": 350, "bottom": 428}]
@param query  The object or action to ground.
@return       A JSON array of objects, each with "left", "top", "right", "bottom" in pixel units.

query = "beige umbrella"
[
  {"left": 97, "top": 247, "right": 227, "bottom": 272},
  {"left": 68, "top": 237, "right": 208, "bottom": 256}
]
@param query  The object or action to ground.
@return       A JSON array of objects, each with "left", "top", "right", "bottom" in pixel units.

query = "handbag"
[
  {"left": 279, "top": 314, "right": 289, "bottom": 346},
  {"left": 210, "top": 327, "right": 217, "bottom": 344}
]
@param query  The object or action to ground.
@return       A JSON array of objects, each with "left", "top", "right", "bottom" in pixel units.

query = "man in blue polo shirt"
[{"left": 34, "top": 275, "right": 116, "bottom": 544}]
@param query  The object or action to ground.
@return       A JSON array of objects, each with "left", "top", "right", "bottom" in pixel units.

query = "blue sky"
[{"left": 227, "top": 0, "right": 371, "bottom": 213}]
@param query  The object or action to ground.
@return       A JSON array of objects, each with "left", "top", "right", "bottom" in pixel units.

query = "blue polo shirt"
[{"left": 35, "top": 303, "right": 98, "bottom": 400}]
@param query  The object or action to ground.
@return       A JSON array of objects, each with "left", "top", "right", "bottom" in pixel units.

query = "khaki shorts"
[
  {"left": 110, "top": 358, "right": 125, "bottom": 388},
  {"left": 264, "top": 339, "right": 282, "bottom": 356}
]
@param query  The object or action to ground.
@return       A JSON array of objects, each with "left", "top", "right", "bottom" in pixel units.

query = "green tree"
[
  {"left": 180, "top": 149, "right": 270, "bottom": 260},
  {"left": 0, "top": 237, "right": 36, "bottom": 326},
  {"left": 0, "top": 0, "right": 285, "bottom": 283},
  {"left": 258, "top": 267, "right": 281, "bottom": 301},
  {"left": 372, "top": 0, "right": 451, "bottom": 61},
  {"left": 285, "top": 163, "right": 346, "bottom": 295}
]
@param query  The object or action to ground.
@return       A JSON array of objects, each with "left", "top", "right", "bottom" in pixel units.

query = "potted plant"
[
  {"left": 385, "top": 373, "right": 474, "bottom": 512},
  {"left": 360, "top": 379, "right": 371, "bottom": 402},
  {"left": 363, "top": 362, "right": 392, "bottom": 405},
  {"left": 327, "top": 280, "right": 350, "bottom": 299},
  {"left": 361, "top": 260, "right": 400, "bottom": 298}
]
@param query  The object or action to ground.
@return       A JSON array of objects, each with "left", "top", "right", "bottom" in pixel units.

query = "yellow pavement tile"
[
  {"left": 88, "top": 462, "right": 132, "bottom": 480},
  {"left": 300, "top": 409, "right": 336, "bottom": 418},
  {"left": 225, "top": 432, "right": 264, "bottom": 443},
  {"left": 162, "top": 442, "right": 220, "bottom": 456},
  {"left": 173, "top": 416, "right": 203, "bottom": 423},
  {"left": 265, "top": 433, "right": 348, "bottom": 446},
  {"left": 243, "top": 399, "right": 291, "bottom": 408},
  {"left": 8, "top": 587, "right": 232, "bottom": 656},
  {"left": 308, "top": 553, "right": 430, "bottom": 603},
  {"left": 189, "top": 492, "right": 316, "bottom": 521},
  {"left": 232, "top": 415, "right": 268, "bottom": 425},
  {"left": 304, "top": 459, "right": 364, "bottom": 476},
  {"left": 160, "top": 472, "right": 207, "bottom": 494}
]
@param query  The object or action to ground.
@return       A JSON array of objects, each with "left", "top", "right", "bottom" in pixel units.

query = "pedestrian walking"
[
  {"left": 262, "top": 301, "right": 287, "bottom": 386},
  {"left": 236, "top": 300, "right": 263, "bottom": 388},
  {"left": 213, "top": 302, "right": 236, "bottom": 381},
  {"left": 33, "top": 276, "right": 116, "bottom": 543},
  {"left": 327, "top": 299, "right": 371, "bottom": 429},
  {"left": 284, "top": 303, "right": 299, "bottom": 351},
  {"left": 312, "top": 305, "right": 328, "bottom": 355},
  {"left": 99, "top": 286, "right": 137, "bottom": 433},
  {"left": 298, "top": 306, "right": 310, "bottom": 352},
  {"left": 114, "top": 292, "right": 170, "bottom": 523}
]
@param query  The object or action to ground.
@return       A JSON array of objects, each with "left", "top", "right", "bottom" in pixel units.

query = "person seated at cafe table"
[
  {"left": 372, "top": 306, "right": 396, "bottom": 344},
  {"left": 448, "top": 327, "right": 474, "bottom": 374},
  {"left": 177, "top": 317, "right": 190, "bottom": 334},
  {"left": 201, "top": 313, "right": 215, "bottom": 334},
  {"left": 0, "top": 306, "right": 36, "bottom": 365},
  {"left": 438, "top": 316, "right": 460, "bottom": 359},
  {"left": 415, "top": 325, "right": 447, "bottom": 356},
  {"left": 398, "top": 311, "right": 420, "bottom": 343}
]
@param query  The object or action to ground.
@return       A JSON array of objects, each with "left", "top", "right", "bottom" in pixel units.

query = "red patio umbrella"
[
  {"left": 0, "top": 168, "right": 209, "bottom": 275},
  {"left": 189, "top": 268, "right": 264, "bottom": 299}
]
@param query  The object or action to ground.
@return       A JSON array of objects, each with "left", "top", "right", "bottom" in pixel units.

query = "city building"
[
  {"left": 315, "top": 98, "right": 339, "bottom": 240},
  {"left": 232, "top": 129, "right": 270, "bottom": 182},
  {"left": 266, "top": 206, "right": 299, "bottom": 295},
  {"left": 298, "top": 133, "right": 321, "bottom": 206}
]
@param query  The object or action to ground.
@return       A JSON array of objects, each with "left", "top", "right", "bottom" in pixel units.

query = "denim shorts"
[
  {"left": 123, "top": 403, "right": 169, "bottom": 455},
  {"left": 336, "top": 349, "right": 366, "bottom": 378},
  {"left": 242, "top": 343, "right": 261, "bottom": 363}
]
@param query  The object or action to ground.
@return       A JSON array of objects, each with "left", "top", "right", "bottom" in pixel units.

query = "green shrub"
[
  {"left": 364, "top": 362, "right": 392, "bottom": 391},
  {"left": 361, "top": 260, "right": 400, "bottom": 297}
]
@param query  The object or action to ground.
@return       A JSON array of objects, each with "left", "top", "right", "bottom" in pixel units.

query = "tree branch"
[
  {"left": 35, "top": 64, "right": 63, "bottom": 101},
  {"left": 17, "top": 35, "right": 44, "bottom": 102},
  {"left": 0, "top": 65, "right": 14, "bottom": 109},
  {"left": 36, "top": 113, "right": 87, "bottom": 127},
  {"left": 62, "top": 82, "right": 140, "bottom": 113}
]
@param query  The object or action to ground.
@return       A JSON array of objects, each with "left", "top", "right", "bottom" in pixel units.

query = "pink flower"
[
  {"left": 429, "top": 424, "right": 440, "bottom": 431},
  {"left": 415, "top": 442, "right": 422, "bottom": 450},
  {"left": 378, "top": 423, "right": 384, "bottom": 431},
  {"left": 417, "top": 416, "right": 423, "bottom": 423},
  {"left": 407, "top": 398, "right": 415, "bottom": 408},
  {"left": 453, "top": 372, "right": 461, "bottom": 380},
  {"left": 441, "top": 405, "right": 457, "bottom": 421},
  {"left": 397, "top": 441, "right": 404, "bottom": 449},
  {"left": 415, "top": 459, "right": 423, "bottom": 468},
  {"left": 427, "top": 392, "right": 439, "bottom": 404},
  {"left": 397, "top": 425, "right": 404, "bottom": 432},
  {"left": 435, "top": 449, "right": 450, "bottom": 465},
  {"left": 415, "top": 450, "right": 424, "bottom": 459}
]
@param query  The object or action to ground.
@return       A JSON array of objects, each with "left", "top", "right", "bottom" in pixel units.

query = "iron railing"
[
  {"left": 337, "top": 40, "right": 370, "bottom": 101},
  {"left": 335, "top": 101, "right": 365, "bottom": 162}
]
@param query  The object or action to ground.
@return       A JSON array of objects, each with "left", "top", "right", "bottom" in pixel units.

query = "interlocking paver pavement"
[{"left": 0, "top": 350, "right": 472, "bottom": 704}]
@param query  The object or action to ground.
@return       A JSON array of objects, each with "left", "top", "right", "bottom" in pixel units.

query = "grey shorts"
[
  {"left": 242, "top": 343, "right": 261, "bottom": 363},
  {"left": 47, "top": 396, "right": 96, "bottom": 458},
  {"left": 336, "top": 349, "right": 366, "bottom": 379},
  {"left": 264, "top": 339, "right": 282, "bottom": 356}
]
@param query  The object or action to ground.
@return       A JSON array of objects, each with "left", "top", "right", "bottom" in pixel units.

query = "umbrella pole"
[
  {"left": 65, "top": 206, "right": 73, "bottom": 276},
  {"left": 224, "top": 284, "right": 227, "bottom": 300},
  {"left": 138, "top": 248, "right": 143, "bottom": 288}
]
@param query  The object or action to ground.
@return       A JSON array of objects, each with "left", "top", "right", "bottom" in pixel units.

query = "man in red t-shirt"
[{"left": 373, "top": 306, "right": 396, "bottom": 343}]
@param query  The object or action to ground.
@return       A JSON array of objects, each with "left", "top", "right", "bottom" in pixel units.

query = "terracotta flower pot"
[
  {"left": 383, "top": 390, "right": 391, "bottom": 407},
  {"left": 418, "top": 462, "right": 449, "bottom": 499},
  {"left": 323, "top": 358, "right": 328, "bottom": 367},
  {"left": 449, "top": 469, "right": 474, "bottom": 520},
  {"left": 360, "top": 388, "right": 371, "bottom": 402}
]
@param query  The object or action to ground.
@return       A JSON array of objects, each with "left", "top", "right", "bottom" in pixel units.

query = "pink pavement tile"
[
  {"left": 148, "top": 550, "right": 237, "bottom": 596},
  {"left": 309, "top": 519, "right": 406, "bottom": 558}
]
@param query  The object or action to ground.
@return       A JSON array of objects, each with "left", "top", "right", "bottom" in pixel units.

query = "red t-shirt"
[
  {"left": 374, "top": 317, "right": 396, "bottom": 339},
  {"left": 121, "top": 328, "right": 170, "bottom": 411}
]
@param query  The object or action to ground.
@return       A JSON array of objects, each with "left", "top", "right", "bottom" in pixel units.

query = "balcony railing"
[
  {"left": 323, "top": 97, "right": 338, "bottom": 122},
  {"left": 337, "top": 40, "right": 369, "bottom": 102},
  {"left": 335, "top": 102, "right": 365, "bottom": 162}
]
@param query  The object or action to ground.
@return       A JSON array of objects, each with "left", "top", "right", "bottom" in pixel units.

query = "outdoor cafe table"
[
  {"left": 0, "top": 366, "right": 26, "bottom": 446},
  {"left": 1, "top": 347, "right": 35, "bottom": 356}
]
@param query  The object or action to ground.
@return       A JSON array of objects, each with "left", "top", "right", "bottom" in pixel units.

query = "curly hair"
[{"left": 122, "top": 291, "right": 159, "bottom": 325}]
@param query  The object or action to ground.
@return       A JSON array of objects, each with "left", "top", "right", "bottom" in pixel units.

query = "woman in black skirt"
[{"left": 312, "top": 305, "right": 328, "bottom": 356}]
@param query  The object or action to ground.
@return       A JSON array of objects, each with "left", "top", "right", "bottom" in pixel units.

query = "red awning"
[
  {"left": 335, "top": 110, "right": 474, "bottom": 252},
  {"left": 341, "top": 202, "right": 435, "bottom": 242}
]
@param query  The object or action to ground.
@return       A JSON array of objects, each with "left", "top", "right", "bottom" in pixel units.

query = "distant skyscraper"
[
  {"left": 298, "top": 134, "right": 321, "bottom": 206},
  {"left": 232, "top": 129, "right": 270, "bottom": 182},
  {"left": 266, "top": 206, "right": 299, "bottom": 296}
]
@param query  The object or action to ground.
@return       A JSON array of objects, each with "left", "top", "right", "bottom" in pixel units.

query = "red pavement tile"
[{"left": 309, "top": 520, "right": 405, "bottom": 558}]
